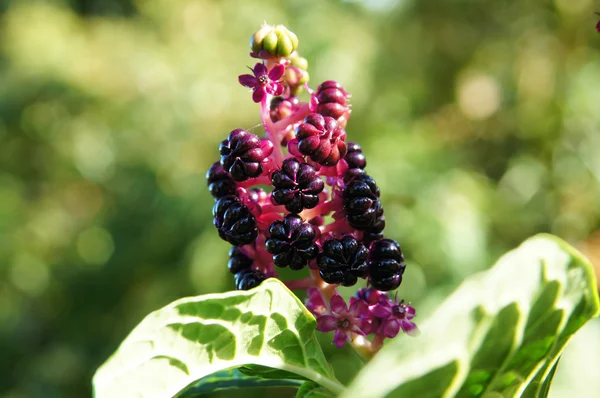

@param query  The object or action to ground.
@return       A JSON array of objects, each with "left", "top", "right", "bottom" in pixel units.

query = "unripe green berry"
[{"left": 250, "top": 24, "right": 298, "bottom": 58}]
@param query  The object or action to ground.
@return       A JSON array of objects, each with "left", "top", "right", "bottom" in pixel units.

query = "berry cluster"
[{"left": 206, "top": 24, "right": 417, "bottom": 353}]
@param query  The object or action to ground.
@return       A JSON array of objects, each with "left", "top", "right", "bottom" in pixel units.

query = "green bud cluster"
[{"left": 250, "top": 24, "right": 299, "bottom": 58}]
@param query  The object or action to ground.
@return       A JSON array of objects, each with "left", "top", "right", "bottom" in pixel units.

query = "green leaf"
[
  {"left": 296, "top": 381, "right": 335, "bottom": 398},
  {"left": 175, "top": 369, "right": 303, "bottom": 397},
  {"left": 93, "top": 279, "right": 344, "bottom": 398},
  {"left": 343, "top": 234, "right": 600, "bottom": 398}
]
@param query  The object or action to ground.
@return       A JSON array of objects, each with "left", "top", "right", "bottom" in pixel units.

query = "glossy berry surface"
[
  {"left": 271, "top": 158, "right": 325, "bottom": 213},
  {"left": 343, "top": 174, "right": 384, "bottom": 230},
  {"left": 265, "top": 214, "right": 319, "bottom": 270},
  {"left": 317, "top": 236, "right": 368, "bottom": 286},
  {"left": 235, "top": 269, "right": 266, "bottom": 290},
  {"left": 295, "top": 113, "right": 347, "bottom": 166},
  {"left": 213, "top": 195, "right": 258, "bottom": 246},
  {"left": 368, "top": 239, "right": 406, "bottom": 291},
  {"left": 228, "top": 247, "right": 253, "bottom": 274},
  {"left": 206, "top": 161, "right": 237, "bottom": 199},
  {"left": 220, "top": 129, "right": 271, "bottom": 181},
  {"left": 344, "top": 142, "right": 366, "bottom": 170},
  {"left": 315, "top": 80, "right": 350, "bottom": 120}
]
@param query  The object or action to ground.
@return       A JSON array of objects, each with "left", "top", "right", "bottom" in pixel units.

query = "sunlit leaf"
[
  {"left": 174, "top": 368, "right": 303, "bottom": 397},
  {"left": 92, "top": 279, "right": 344, "bottom": 398},
  {"left": 343, "top": 234, "right": 600, "bottom": 398}
]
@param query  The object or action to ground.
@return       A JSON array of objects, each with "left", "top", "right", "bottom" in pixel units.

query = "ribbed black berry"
[
  {"left": 344, "top": 142, "right": 366, "bottom": 170},
  {"left": 213, "top": 195, "right": 258, "bottom": 246},
  {"left": 206, "top": 161, "right": 237, "bottom": 199},
  {"left": 265, "top": 214, "right": 319, "bottom": 270},
  {"left": 343, "top": 174, "right": 384, "bottom": 230},
  {"left": 220, "top": 129, "right": 270, "bottom": 182},
  {"left": 295, "top": 113, "right": 347, "bottom": 166},
  {"left": 271, "top": 158, "right": 324, "bottom": 213},
  {"left": 228, "top": 247, "right": 253, "bottom": 274},
  {"left": 235, "top": 269, "right": 266, "bottom": 290},
  {"left": 315, "top": 80, "right": 350, "bottom": 120},
  {"left": 367, "top": 239, "right": 405, "bottom": 291},
  {"left": 317, "top": 236, "right": 368, "bottom": 286}
]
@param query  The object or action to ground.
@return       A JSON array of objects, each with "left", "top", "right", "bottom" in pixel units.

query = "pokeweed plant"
[{"left": 92, "top": 25, "right": 600, "bottom": 398}]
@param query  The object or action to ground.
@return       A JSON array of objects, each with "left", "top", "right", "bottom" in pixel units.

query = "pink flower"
[
  {"left": 371, "top": 295, "right": 419, "bottom": 338},
  {"left": 316, "top": 294, "right": 368, "bottom": 347},
  {"left": 305, "top": 288, "right": 328, "bottom": 316},
  {"left": 239, "top": 63, "right": 285, "bottom": 103}
]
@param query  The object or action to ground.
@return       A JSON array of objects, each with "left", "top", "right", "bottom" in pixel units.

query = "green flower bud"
[
  {"left": 250, "top": 24, "right": 299, "bottom": 58},
  {"left": 290, "top": 54, "right": 308, "bottom": 71}
]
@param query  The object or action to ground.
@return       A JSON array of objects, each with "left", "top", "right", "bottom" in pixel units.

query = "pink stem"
[
  {"left": 238, "top": 175, "right": 272, "bottom": 188},
  {"left": 319, "top": 218, "right": 353, "bottom": 235},
  {"left": 261, "top": 96, "right": 285, "bottom": 167},
  {"left": 261, "top": 203, "right": 286, "bottom": 214},
  {"left": 272, "top": 103, "right": 311, "bottom": 131},
  {"left": 285, "top": 277, "right": 317, "bottom": 290},
  {"left": 300, "top": 200, "right": 338, "bottom": 220}
]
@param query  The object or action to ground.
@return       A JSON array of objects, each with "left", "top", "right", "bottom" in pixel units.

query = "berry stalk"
[{"left": 206, "top": 23, "right": 419, "bottom": 357}]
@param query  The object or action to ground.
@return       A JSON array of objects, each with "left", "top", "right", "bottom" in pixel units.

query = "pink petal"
[
  {"left": 268, "top": 64, "right": 285, "bottom": 80},
  {"left": 329, "top": 295, "right": 348, "bottom": 315},
  {"left": 401, "top": 320, "right": 420, "bottom": 336},
  {"left": 253, "top": 63, "right": 268, "bottom": 76},
  {"left": 360, "top": 318, "right": 378, "bottom": 335},
  {"left": 252, "top": 88, "right": 265, "bottom": 103},
  {"left": 349, "top": 299, "right": 369, "bottom": 318},
  {"left": 333, "top": 330, "right": 348, "bottom": 348},
  {"left": 382, "top": 319, "right": 400, "bottom": 338},
  {"left": 238, "top": 74, "right": 257, "bottom": 88},
  {"left": 371, "top": 304, "right": 392, "bottom": 318},
  {"left": 316, "top": 315, "right": 337, "bottom": 332},
  {"left": 405, "top": 305, "right": 416, "bottom": 319}
]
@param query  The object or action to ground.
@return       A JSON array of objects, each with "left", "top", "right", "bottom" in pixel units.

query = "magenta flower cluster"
[
  {"left": 308, "top": 288, "right": 418, "bottom": 348},
  {"left": 206, "top": 24, "right": 418, "bottom": 352}
]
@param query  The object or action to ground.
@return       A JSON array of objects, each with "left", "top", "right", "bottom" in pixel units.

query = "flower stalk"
[{"left": 206, "top": 23, "right": 418, "bottom": 356}]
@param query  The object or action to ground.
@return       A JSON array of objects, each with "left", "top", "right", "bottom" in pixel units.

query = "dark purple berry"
[
  {"left": 271, "top": 158, "right": 325, "bottom": 213},
  {"left": 343, "top": 174, "right": 384, "bottom": 230},
  {"left": 213, "top": 195, "right": 258, "bottom": 246},
  {"left": 317, "top": 236, "right": 368, "bottom": 286},
  {"left": 368, "top": 239, "right": 406, "bottom": 291},
  {"left": 344, "top": 142, "right": 366, "bottom": 170},
  {"left": 343, "top": 167, "right": 366, "bottom": 183},
  {"left": 295, "top": 113, "right": 347, "bottom": 166},
  {"left": 265, "top": 214, "right": 319, "bottom": 270},
  {"left": 206, "top": 161, "right": 237, "bottom": 199},
  {"left": 228, "top": 247, "right": 253, "bottom": 274},
  {"left": 220, "top": 129, "right": 272, "bottom": 182},
  {"left": 235, "top": 269, "right": 266, "bottom": 290},
  {"left": 315, "top": 80, "right": 350, "bottom": 120},
  {"left": 363, "top": 229, "right": 384, "bottom": 247}
]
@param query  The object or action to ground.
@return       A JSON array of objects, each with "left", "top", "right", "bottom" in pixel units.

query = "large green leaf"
[
  {"left": 93, "top": 279, "right": 344, "bottom": 398},
  {"left": 174, "top": 368, "right": 303, "bottom": 397},
  {"left": 343, "top": 234, "right": 600, "bottom": 398}
]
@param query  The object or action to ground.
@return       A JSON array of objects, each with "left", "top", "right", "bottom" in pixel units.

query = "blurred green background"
[{"left": 1, "top": 0, "right": 600, "bottom": 397}]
